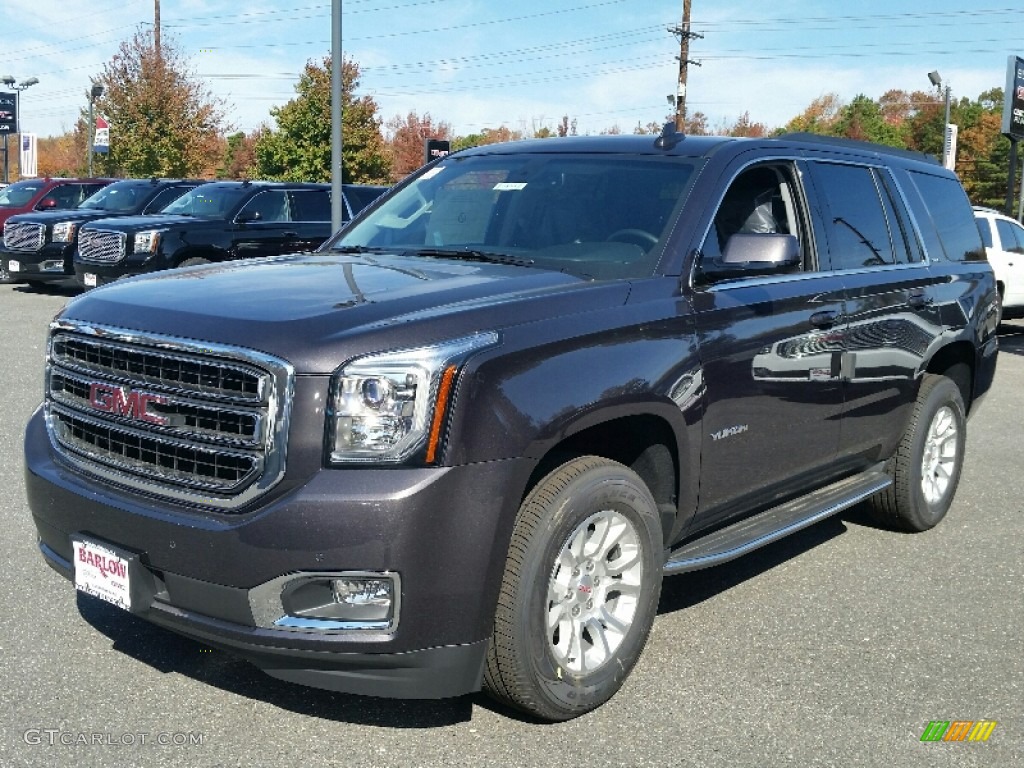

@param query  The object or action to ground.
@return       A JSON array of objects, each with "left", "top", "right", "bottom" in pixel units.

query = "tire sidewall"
[
  {"left": 904, "top": 378, "right": 966, "bottom": 529},
  {"left": 516, "top": 465, "right": 663, "bottom": 717}
]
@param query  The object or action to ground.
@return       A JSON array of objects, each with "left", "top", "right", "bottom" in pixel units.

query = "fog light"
[{"left": 273, "top": 572, "right": 400, "bottom": 631}]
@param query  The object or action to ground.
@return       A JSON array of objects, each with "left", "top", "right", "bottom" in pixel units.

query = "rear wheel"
[
  {"left": 869, "top": 373, "right": 966, "bottom": 532},
  {"left": 484, "top": 456, "right": 663, "bottom": 721}
]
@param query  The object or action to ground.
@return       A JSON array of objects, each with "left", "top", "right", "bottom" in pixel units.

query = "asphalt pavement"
[{"left": 1, "top": 280, "right": 1021, "bottom": 768}]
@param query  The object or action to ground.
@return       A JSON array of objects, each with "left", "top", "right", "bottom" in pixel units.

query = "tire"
[
  {"left": 27, "top": 280, "right": 47, "bottom": 290},
  {"left": 177, "top": 257, "right": 211, "bottom": 268},
  {"left": 869, "top": 373, "right": 967, "bottom": 532},
  {"left": 484, "top": 456, "right": 663, "bottom": 721}
]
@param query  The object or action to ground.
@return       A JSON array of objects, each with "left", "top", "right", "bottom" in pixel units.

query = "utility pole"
[
  {"left": 154, "top": 0, "right": 161, "bottom": 59},
  {"left": 669, "top": 0, "right": 702, "bottom": 132}
]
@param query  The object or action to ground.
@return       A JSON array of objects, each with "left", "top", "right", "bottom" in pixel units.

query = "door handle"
[
  {"left": 809, "top": 310, "right": 839, "bottom": 328},
  {"left": 283, "top": 231, "right": 298, "bottom": 237},
  {"left": 907, "top": 289, "right": 933, "bottom": 309}
]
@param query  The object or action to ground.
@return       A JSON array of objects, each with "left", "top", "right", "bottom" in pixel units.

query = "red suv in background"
[{"left": 0, "top": 177, "right": 114, "bottom": 282}]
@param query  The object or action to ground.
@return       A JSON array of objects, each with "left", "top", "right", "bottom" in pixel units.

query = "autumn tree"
[
  {"left": 833, "top": 95, "right": 907, "bottom": 147},
  {"left": 90, "top": 28, "right": 228, "bottom": 177},
  {"left": 783, "top": 93, "right": 843, "bottom": 135},
  {"left": 38, "top": 129, "right": 88, "bottom": 177},
  {"left": 385, "top": 111, "right": 451, "bottom": 182},
  {"left": 217, "top": 129, "right": 263, "bottom": 179},
  {"left": 254, "top": 57, "right": 390, "bottom": 184}
]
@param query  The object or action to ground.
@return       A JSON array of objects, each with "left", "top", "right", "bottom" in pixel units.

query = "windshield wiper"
[
  {"left": 330, "top": 245, "right": 389, "bottom": 255},
  {"left": 411, "top": 248, "right": 535, "bottom": 267}
]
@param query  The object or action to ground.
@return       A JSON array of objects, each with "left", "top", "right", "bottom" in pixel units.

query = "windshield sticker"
[{"left": 493, "top": 182, "right": 527, "bottom": 191}]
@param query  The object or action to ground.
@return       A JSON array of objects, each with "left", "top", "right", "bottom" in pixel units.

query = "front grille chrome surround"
[
  {"left": 45, "top": 320, "right": 294, "bottom": 511},
  {"left": 78, "top": 229, "right": 127, "bottom": 264},
  {"left": 3, "top": 222, "right": 46, "bottom": 252}
]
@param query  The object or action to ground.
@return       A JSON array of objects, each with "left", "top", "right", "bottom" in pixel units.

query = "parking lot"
[{"left": 1, "top": 281, "right": 1021, "bottom": 768}]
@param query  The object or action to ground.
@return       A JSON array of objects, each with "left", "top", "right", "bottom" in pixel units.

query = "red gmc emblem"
[{"left": 88, "top": 382, "right": 169, "bottom": 426}]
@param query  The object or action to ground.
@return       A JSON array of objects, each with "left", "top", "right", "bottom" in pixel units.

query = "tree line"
[{"left": 20, "top": 28, "right": 1020, "bottom": 211}]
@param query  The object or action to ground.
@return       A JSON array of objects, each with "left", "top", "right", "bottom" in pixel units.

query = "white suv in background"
[{"left": 974, "top": 206, "right": 1024, "bottom": 320}]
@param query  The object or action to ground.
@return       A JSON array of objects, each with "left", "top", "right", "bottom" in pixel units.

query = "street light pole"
[
  {"left": 87, "top": 83, "right": 104, "bottom": 177},
  {"left": 927, "top": 70, "right": 952, "bottom": 168}
]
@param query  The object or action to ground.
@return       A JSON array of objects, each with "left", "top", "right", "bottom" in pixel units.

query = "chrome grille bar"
[
  {"left": 3, "top": 222, "right": 45, "bottom": 251},
  {"left": 78, "top": 229, "right": 126, "bottom": 263},
  {"left": 45, "top": 320, "right": 294, "bottom": 511}
]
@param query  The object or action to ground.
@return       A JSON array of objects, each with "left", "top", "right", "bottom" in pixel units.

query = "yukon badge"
[{"left": 710, "top": 424, "right": 749, "bottom": 442}]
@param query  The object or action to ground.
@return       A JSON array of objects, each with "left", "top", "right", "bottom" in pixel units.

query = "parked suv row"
[
  {"left": 24, "top": 130, "right": 998, "bottom": 721},
  {"left": 0, "top": 177, "right": 114, "bottom": 282},
  {"left": 1, "top": 178, "right": 204, "bottom": 288}
]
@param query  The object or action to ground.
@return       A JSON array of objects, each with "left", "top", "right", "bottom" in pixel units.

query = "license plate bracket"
[{"left": 72, "top": 537, "right": 149, "bottom": 613}]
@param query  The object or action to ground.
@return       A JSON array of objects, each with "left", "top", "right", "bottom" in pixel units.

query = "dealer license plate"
[
  {"left": 8, "top": 260, "right": 20, "bottom": 272},
  {"left": 73, "top": 538, "right": 132, "bottom": 611},
  {"left": 83, "top": 272, "right": 97, "bottom": 287}
]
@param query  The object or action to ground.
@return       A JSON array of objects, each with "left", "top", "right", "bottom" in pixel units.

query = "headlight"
[
  {"left": 133, "top": 230, "right": 161, "bottom": 253},
  {"left": 328, "top": 333, "right": 498, "bottom": 464},
  {"left": 51, "top": 221, "right": 77, "bottom": 242}
]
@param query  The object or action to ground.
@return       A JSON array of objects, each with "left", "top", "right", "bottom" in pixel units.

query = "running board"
[{"left": 663, "top": 465, "right": 891, "bottom": 575}]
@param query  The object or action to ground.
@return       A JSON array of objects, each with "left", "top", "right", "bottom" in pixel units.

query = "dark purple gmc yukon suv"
[{"left": 25, "top": 129, "right": 999, "bottom": 721}]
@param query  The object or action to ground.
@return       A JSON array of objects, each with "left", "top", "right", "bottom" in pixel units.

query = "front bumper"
[
  {"left": 2, "top": 246, "right": 74, "bottom": 282},
  {"left": 25, "top": 409, "right": 531, "bottom": 699}
]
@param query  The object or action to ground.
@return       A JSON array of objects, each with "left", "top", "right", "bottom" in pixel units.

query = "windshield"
[
  {"left": 0, "top": 180, "right": 44, "bottom": 208},
  {"left": 79, "top": 181, "right": 151, "bottom": 212},
  {"left": 160, "top": 184, "right": 250, "bottom": 219},
  {"left": 334, "top": 152, "right": 696, "bottom": 279}
]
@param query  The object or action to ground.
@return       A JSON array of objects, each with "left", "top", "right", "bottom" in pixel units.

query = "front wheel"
[
  {"left": 484, "top": 456, "right": 663, "bottom": 721},
  {"left": 869, "top": 373, "right": 967, "bottom": 532}
]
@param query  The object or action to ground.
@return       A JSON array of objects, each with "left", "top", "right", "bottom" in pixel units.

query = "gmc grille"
[
  {"left": 3, "top": 222, "right": 45, "bottom": 252},
  {"left": 78, "top": 229, "right": 127, "bottom": 263},
  {"left": 45, "top": 321, "right": 294, "bottom": 511}
]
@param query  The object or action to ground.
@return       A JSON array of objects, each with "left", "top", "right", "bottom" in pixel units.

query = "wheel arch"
[
  {"left": 924, "top": 340, "right": 975, "bottom": 414},
  {"left": 521, "top": 410, "right": 689, "bottom": 547}
]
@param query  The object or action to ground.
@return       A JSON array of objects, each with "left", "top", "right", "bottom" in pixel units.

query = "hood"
[
  {"left": 60, "top": 252, "right": 631, "bottom": 373},
  {"left": 82, "top": 214, "right": 213, "bottom": 232},
  {"left": 5, "top": 208, "right": 137, "bottom": 226}
]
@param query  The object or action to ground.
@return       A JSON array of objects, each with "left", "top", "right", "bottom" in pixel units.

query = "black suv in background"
[
  {"left": 1, "top": 178, "right": 203, "bottom": 289},
  {"left": 0, "top": 177, "right": 114, "bottom": 282},
  {"left": 73, "top": 181, "right": 382, "bottom": 289},
  {"left": 25, "top": 131, "right": 998, "bottom": 721}
]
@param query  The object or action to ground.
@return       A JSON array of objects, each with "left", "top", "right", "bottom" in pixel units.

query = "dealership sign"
[
  {"left": 1002, "top": 55, "right": 1024, "bottom": 140},
  {"left": 0, "top": 92, "right": 16, "bottom": 133}
]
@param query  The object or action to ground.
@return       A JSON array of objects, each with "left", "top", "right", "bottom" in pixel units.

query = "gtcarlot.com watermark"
[{"left": 23, "top": 729, "right": 206, "bottom": 747}]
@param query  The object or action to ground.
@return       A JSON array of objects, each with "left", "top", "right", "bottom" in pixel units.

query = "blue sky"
[{"left": 2, "top": 1, "right": 1021, "bottom": 140}]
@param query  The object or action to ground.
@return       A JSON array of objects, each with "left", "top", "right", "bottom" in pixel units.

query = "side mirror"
[
  {"left": 36, "top": 198, "right": 58, "bottom": 210},
  {"left": 236, "top": 210, "right": 262, "bottom": 223},
  {"left": 700, "top": 233, "right": 800, "bottom": 282}
]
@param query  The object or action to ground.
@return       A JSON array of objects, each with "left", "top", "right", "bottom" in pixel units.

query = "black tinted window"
[
  {"left": 976, "top": 216, "right": 994, "bottom": 248},
  {"left": 343, "top": 186, "right": 385, "bottom": 216},
  {"left": 810, "top": 163, "right": 900, "bottom": 269},
  {"left": 144, "top": 185, "right": 195, "bottom": 213},
  {"left": 289, "top": 190, "right": 331, "bottom": 221},
  {"left": 906, "top": 170, "right": 985, "bottom": 261}
]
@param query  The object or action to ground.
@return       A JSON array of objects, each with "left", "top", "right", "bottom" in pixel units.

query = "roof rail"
[{"left": 775, "top": 132, "right": 940, "bottom": 165}]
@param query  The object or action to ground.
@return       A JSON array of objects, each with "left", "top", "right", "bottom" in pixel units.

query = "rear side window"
[
  {"left": 288, "top": 190, "right": 331, "bottom": 221},
  {"left": 995, "top": 218, "right": 1024, "bottom": 254},
  {"left": 905, "top": 170, "right": 985, "bottom": 261},
  {"left": 808, "top": 162, "right": 915, "bottom": 270}
]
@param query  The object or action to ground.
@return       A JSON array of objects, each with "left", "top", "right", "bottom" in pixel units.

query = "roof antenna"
[{"left": 654, "top": 121, "right": 685, "bottom": 150}]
